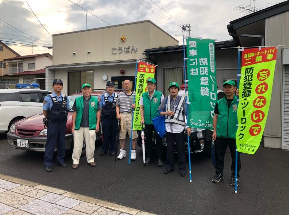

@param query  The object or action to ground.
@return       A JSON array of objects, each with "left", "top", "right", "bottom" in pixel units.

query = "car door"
[{"left": 20, "top": 92, "right": 43, "bottom": 117}]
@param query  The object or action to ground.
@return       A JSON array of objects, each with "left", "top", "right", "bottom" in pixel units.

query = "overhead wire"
[
  {"left": 145, "top": 0, "right": 183, "bottom": 26},
  {"left": 0, "top": 18, "right": 52, "bottom": 44},
  {"left": 24, "top": 0, "right": 52, "bottom": 37},
  {"left": 67, "top": 0, "right": 111, "bottom": 26},
  {"left": 134, "top": 0, "right": 181, "bottom": 27}
]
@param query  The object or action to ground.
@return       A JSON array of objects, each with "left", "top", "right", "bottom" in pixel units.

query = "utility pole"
[
  {"left": 31, "top": 42, "right": 33, "bottom": 54},
  {"left": 86, "top": 13, "right": 87, "bottom": 30},
  {"left": 181, "top": 24, "right": 191, "bottom": 37}
]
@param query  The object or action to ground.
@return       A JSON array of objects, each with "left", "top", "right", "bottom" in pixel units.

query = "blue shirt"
[
  {"left": 100, "top": 92, "right": 117, "bottom": 109},
  {"left": 43, "top": 92, "right": 70, "bottom": 111}
]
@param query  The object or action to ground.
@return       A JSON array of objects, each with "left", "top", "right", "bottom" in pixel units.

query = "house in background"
[
  {"left": 0, "top": 41, "right": 20, "bottom": 87},
  {"left": 0, "top": 53, "right": 52, "bottom": 89},
  {"left": 46, "top": 20, "right": 179, "bottom": 95}
]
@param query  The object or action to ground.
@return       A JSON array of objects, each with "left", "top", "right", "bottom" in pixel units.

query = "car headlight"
[
  {"left": 39, "top": 129, "right": 47, "bottom": 136},
  {"left": 9, "top": 124, "right": 16, "bottom": 134}
]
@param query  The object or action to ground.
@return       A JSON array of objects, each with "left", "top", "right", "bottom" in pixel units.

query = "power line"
[
  {"left": 0, "top": 18, "right": 51, "bottom": 44},
  {"left": 68, "top": 0, "right": 111, "bottom": 26},
  {"left": 24, "top": 0, "right": 52, "bottom": 37},
  {"left": 0, "top": 39, "right": 51, "bottom": 48},
  {"left": 146, "top": 0, "right": 183, "bottom": 26},
  {"left": 134, "top": 0, "right": 181, "bottom": 27},
  {"left": 0, "top": 32, "right": 51, "bottom": 44}
]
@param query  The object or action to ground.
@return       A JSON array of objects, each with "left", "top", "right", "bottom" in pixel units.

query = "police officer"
[
  {"left": 43, "top": 79, "right": 70, "bottom": 172},
  {"left": 97, "top": 81, "right": 118, "bottom": 156},
  {"left": 140, "top": 78, "right": 164, "bottom": 166},
  {"left": 212, "top": 80, "right": 241, "bottom": 186}
]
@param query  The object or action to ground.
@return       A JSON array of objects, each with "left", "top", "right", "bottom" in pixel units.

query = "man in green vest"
[
  {"left": 140, "top": 78, "right": 164, "bottom": 166},
  {"left": 71, "top": 83, "right": 100, "bottom": 169},
  {"left": 212, "top": 80, "right": 241, "bottom": 186}
]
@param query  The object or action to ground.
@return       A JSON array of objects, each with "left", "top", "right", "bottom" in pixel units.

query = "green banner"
[
  {"left": 186, "top": 38, "right": 217, "bottom": 129},
  {"left": 236, "top": 47, "right": 277, "bottom": 154},
  {"left": 133, "top": 61, "right": 155, "bottom": 130}
]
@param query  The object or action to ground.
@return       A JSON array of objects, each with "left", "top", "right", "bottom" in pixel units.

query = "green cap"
[
  {"left": 223, "top": 80, "right": 236, "bottom": 86},
  {"left": 82, "top": 83, "right": 91, "bottom": 89},
  {"left": 168, "top": 82, "right": 180, "bottom": 90},
  {"left": 147, "top": 77, "right": 156, "bottom": 84}
]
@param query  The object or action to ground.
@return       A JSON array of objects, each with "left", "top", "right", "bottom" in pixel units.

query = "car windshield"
[{"left": 67, "top": 95, "right": 80, "bottom": 111}]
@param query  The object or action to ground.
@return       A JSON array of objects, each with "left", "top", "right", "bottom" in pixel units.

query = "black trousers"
[
  {"left": 144, "top": 124, "right": 163, "bottom": 160},
  {"left": 102, "top": 117, "right": 118, "bottom": 153},
  {"left": 44, "top": 120, "right": 66, "bottom": 167},
  {"left": 166, "top": 132, "right": 185, "bottom": 172},
  {"left": 215, "top": 137, "right": 241, "bottom": 177}
]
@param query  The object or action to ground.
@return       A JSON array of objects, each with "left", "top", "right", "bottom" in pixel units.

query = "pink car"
[{"left": 7, "top": 91, "right": 103, "bottom": 152}]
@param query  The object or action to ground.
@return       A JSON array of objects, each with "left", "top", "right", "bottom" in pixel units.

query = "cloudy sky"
[{"left": 0, "top": 0, "right": 284, "bottom": 55}]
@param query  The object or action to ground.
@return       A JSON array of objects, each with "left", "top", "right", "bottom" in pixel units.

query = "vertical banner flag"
[
  {"left": 186, "top": 38, "right": 217, "bottom": 129},
  {"left": 133, "top": 61, "right": 156, "bottom": 130},
  {"left": 236, "top": 47, "right": 277, "bottom": 154}
]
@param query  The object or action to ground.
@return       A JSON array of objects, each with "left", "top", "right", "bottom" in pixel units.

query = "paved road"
[{"left": 0, "top": 133, "right": 288, "bottom": 215}]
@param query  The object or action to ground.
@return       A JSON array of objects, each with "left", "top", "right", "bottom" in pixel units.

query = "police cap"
[{"left": 53, "top": 79, "right": 63, "bottom": 86}]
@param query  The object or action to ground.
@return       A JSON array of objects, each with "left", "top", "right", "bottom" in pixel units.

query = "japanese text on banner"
[
  {"left": 186, "top": 38, "right": 217, "bottom": 129},
  {"left": 236, "top": 47, "right": 277, "bottom": 154},
  {"left": 133, "top": 62, "right": 156, "bottom": 130}
]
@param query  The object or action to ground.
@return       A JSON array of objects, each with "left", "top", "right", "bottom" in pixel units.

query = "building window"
[
  {"left": 0, "top": 78, "right": 19, "bottom": 89},
  {"left": 9, "top": 62, "right": 23, "bottom": 74},
  {"left": 23, "top": 77, "right": 35, "bottom": 84},
  {"left": 163, "top": 67, "right": 184, "bottom": 97},
  {"left": 68, "top": 70, "right": 94, "bottom": 95},
  {"left": 0, "top": 46, "right": 3, "bottom": 52},
  {"left": 28, "top": 63, "right": 35, "bottom": 70},
  {"left": 111, "top": 76, "right": 135, "bottom": 90}
]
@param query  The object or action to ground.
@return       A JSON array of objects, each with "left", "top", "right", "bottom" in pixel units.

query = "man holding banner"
[
  {"left": 212, "top": 80, "right": 241, "bottom": 185},
  {"left": 140, "top": 78, "right": 164, "bottom": 167}
]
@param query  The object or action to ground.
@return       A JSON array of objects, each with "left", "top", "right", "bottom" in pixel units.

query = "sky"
[{"left": 0, "top": 0, "right": 285, "bottom": 55}]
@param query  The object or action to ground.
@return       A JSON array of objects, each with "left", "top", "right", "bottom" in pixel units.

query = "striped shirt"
[{"left": 116, "top": 91, "right": 134, "bottom": 113}]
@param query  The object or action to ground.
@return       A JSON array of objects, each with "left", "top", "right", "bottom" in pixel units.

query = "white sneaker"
[
  {"left": 117, "top": 149, "right": 126, "bottom": 160},
  {"left": 131, "top": 150, "right": 136, "bottom": 160}
]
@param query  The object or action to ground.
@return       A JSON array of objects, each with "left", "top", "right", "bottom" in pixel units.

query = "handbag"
[{"left": 152, "top": 111, "right": 166, "bottom": 138}]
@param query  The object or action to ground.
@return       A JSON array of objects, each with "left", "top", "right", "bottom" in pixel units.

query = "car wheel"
[{"left": 8, "top": 117, "right": 23, "bottom": 133}]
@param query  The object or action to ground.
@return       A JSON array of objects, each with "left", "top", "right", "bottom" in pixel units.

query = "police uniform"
[
  {"left": 43, "top": 79, "right": 70, "bottom": 171},
  {"left": 100, "top": 81, "right": 118, "bottom": 156}
]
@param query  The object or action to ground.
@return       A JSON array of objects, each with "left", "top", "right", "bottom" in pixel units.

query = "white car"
[{"left": 0, "top": 89, "right": 50, "bottom": 133}]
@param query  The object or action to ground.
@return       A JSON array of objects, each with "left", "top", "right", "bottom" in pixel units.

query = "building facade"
[
  {"left": 1, "top": 53, "right": 52, "bottom": 89},
  {"left": 228, "top": 1, "right": 289, "bottom": 150},
  {"left": 46, "top": 20, "right": 179, "bottom": 95}
]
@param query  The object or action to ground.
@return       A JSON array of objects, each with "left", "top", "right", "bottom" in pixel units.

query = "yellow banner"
[
  {"left": 236, "top": 47, "right": 277, "bottom": 154},
  {"left": 133, "top": 62, "right": 156, "bottom": 130}
]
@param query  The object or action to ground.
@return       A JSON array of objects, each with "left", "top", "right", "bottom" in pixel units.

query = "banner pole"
[
  {"left": 183, "top": 36, "right": 192, "bottom": 183},
  {"left": 235, "top": 49, "right": 242, "bottom": 193},
  {"left": 129, "top": 59, "right": 138, "bottom": 165}
]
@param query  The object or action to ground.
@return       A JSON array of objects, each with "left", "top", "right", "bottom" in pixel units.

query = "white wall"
[{"left": 35, "top": 56, "right": 52, "bottom": 70}]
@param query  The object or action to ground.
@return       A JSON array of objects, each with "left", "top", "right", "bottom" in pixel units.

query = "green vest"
[
  {"left": 216, "top": 96, "right": 238, "bottom": 139},
  {"left": 142, "top": 91, "right": 162, "bottom": 125},
  {"left": 74, "top": 96, "right": 98, "bottom": 130}
]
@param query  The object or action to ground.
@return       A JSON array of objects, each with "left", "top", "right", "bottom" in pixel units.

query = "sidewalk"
[{"left": 0, "top": 174, "right": 152, "bottom": 215}]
